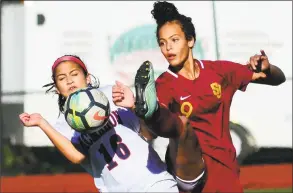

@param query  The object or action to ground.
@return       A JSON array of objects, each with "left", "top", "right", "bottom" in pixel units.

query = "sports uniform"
[
  {"left": 134, "top": 60, "right": 253, "bottom": 192},
  {"left": 54, "top": 86, "right": 178, "bottom": 192}
]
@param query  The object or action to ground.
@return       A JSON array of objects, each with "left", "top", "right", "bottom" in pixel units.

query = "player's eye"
[
  {"left": 58, "top": 77, "right": 65, "bottom": 81},
  {"left": 159, "top": 41, "right": 165, "bottom": 47},
  {"left": 172, "top": 38, "right": 179, "bottom": 42},
  {"left": 72, "top": 73, "right": 78, "bottom": 76}
]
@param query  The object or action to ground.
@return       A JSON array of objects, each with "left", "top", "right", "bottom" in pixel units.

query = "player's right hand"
[
  {"left": 19, "top": 113, "right": 44, "bottom": 127},
  {"left": 112, "top": 80, "right": 135, "bottom": 108}
]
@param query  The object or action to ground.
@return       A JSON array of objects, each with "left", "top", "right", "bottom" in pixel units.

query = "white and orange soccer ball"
[{"left": 64, "top": 87, "right": 110, "bottom": 133}]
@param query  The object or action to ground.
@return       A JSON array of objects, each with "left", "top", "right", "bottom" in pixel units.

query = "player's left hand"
[
  {"left": 247, "top": 50, "right": 270, "bottom": 72},
  {"left": 112, "top": 81, "right": 135, "bottom": 108}
]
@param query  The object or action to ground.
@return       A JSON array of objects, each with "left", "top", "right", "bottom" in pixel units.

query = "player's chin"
[{"left": 169, "top": 59, "right": 182, "bottom": 67}]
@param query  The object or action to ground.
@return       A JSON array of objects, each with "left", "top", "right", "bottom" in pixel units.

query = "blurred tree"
[
  {"left": 2, "top": 141, "right": 85, "bottom": 176},
  {"left": 1, "top": 0, "right": 23, "bottom": 5}
]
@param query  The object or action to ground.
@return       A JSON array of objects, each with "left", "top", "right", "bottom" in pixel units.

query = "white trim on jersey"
[
  {"left": 166, "top": 69, "right": 178, "bottom": 78},
  {"left": 166, "top": 60, "right": 205, "bottom": 78},
  {"left": 198, "top": 60, "right": 205, "bottom": 69}
]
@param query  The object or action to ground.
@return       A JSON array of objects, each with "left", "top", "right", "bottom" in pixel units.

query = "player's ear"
[
  {"left": 56, "top": 88, "right": 60, "bottom": 94},
  {"left": 188, "top": 37, "right": 195, "bottom": 49},
  {"left": 86, "top": 74, "right": 91, "bottom": 85}
]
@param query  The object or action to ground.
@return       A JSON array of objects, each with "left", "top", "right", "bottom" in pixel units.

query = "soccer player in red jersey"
[{"left": 113, "top": 1, "right": 286, "bottom": 193}]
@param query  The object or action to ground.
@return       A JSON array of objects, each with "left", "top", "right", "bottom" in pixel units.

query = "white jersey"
[{"left": 54, "top": 86, "right": 178, "bottom": 192}]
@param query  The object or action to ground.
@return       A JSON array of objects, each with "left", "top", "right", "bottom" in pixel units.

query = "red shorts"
[{"left": 201, "top": 154, "right": 243, "bottom": 193}]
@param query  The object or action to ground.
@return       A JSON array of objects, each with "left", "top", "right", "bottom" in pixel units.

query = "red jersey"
[{"left": 156, "top": 59, "right": 253, "bottom": 170}]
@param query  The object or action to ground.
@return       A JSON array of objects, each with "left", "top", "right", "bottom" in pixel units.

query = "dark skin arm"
[{"left": 248, "top": 50, "right": 286, "bottom": 86}]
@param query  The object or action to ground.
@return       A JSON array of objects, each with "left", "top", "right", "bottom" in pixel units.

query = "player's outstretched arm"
[
  {"left": 251, "top": 65, "right": 286, "bottom": 85},
  {"left": 249, "top": 50, "right": 286, "bottom": 86},
  {"left": 19, "top": 113, "right": 85, "bottom": 164}
]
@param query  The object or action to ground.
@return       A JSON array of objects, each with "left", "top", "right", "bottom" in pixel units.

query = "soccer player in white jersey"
[{"left": 19, "top": 55, "right": 178, "bottom": 192}]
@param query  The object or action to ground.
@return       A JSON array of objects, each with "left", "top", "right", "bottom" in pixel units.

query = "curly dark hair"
[
  {"left": 43, "top": 55, "right": 99, "bottom": 114},
  {"left": 151, "top": 1, "right": 196, "bottom": 45}
]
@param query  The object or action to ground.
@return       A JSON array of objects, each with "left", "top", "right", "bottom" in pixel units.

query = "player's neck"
[{"left": 179, "top": 56, "right": 200, "bottom": 80}]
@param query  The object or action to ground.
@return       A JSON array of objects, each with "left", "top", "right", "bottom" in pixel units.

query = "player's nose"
[
  {"left": 166, "top": 43, "right": 172, "bottom": 51},
  {"left": 66, "top": 77, "right": 74, "bottom": 85}
]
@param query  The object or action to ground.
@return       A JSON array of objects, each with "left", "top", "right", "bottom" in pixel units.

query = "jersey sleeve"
[
  {"left": 54, "top": 115, "right": 94, "bottom": 174},
  {"left": 53, "top": 115, "right": 89, "bottom": 155},
  {"left": 215, "top": 60, "right": 253, "bottom": 91},
  {"left": 116, "top": 108, "right": 140, "bottom": 134}
]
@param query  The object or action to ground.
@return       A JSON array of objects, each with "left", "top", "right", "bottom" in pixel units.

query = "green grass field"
[{"left": 245, "top": 188, "right": 292, "bottom": 193}]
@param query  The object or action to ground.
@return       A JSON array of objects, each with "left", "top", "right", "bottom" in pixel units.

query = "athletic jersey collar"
[{"left": 166, "top": 59, "right": 205, "bottom": 78}]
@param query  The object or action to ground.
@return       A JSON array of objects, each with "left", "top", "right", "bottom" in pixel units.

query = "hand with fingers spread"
[
  {"left": 19, "top": 113, "right": 46, "bottom": 127},
  {"left": 112, "top": 81, "right": 135, "bottom": 109}
]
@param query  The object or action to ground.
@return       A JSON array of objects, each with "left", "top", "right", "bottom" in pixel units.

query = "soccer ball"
[{"left": 64, "top": 87, "right": 110, "bottom": 133}]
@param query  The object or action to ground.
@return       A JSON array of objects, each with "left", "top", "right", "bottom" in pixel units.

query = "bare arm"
[
  {"left": 248, "top": 50, "right": 286, "bottom": 86},
  {"left": 39, "top": 119, "right": 86, "bottom": 164},
  {"left": 251, "top": 64, "right": 286, "bottom": 86}
]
